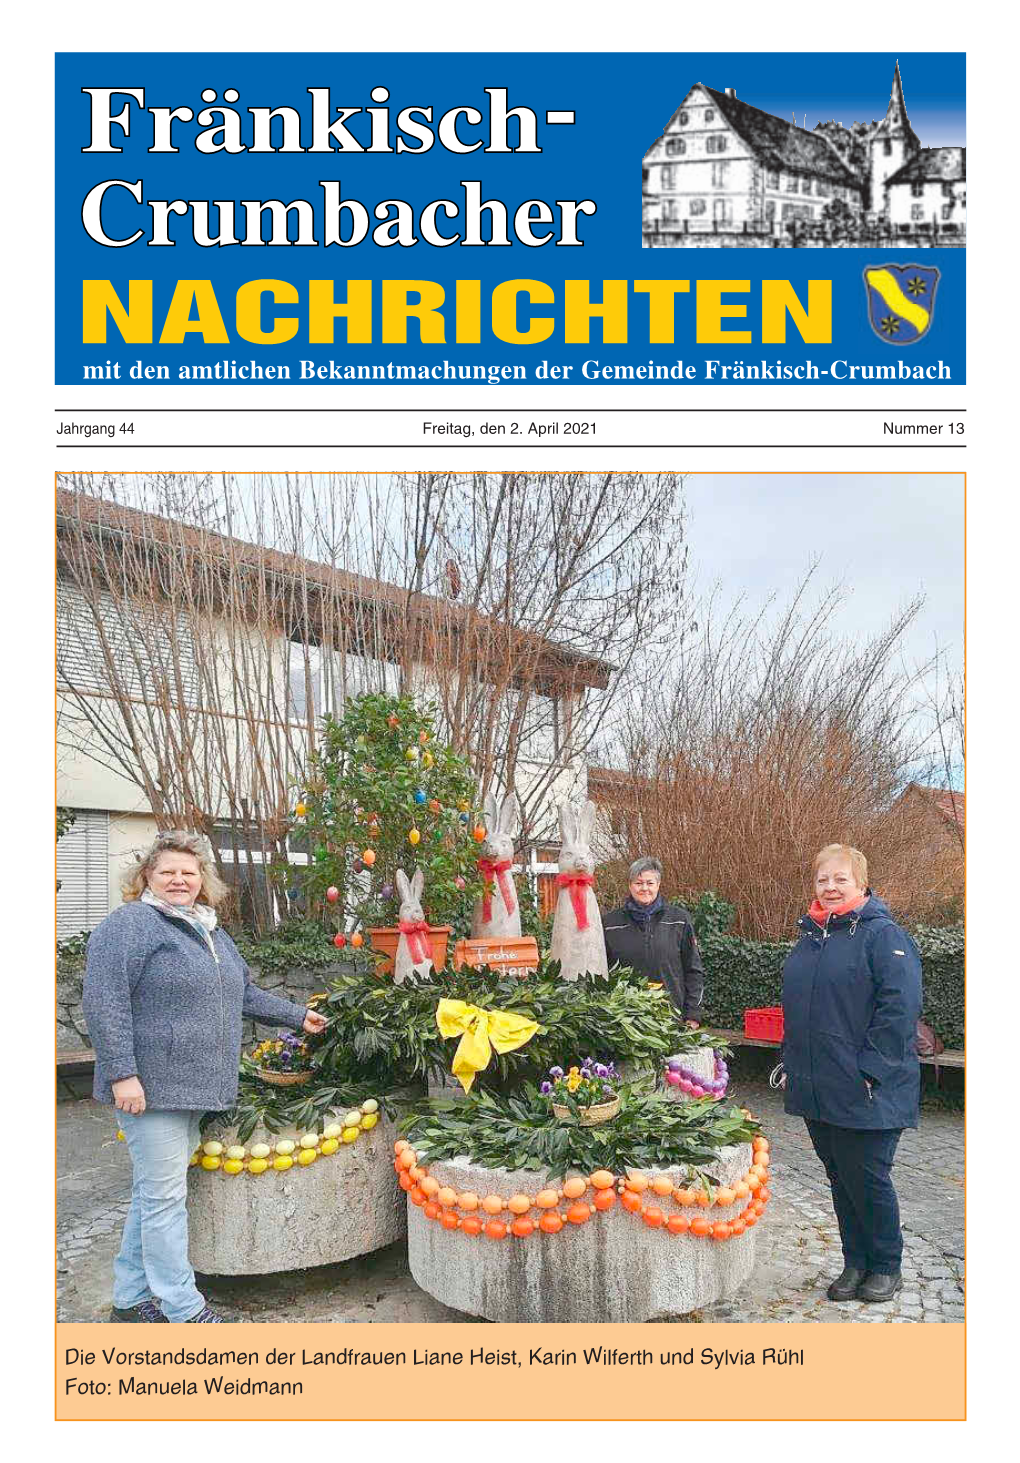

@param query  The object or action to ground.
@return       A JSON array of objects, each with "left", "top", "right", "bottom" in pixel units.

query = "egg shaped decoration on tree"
[{"left": 293, "top": 692, "right": 483, "bottom": 964}]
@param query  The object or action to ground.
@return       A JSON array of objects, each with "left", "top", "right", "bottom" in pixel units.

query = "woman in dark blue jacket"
[{"left": 782, "top": 843, "right": 922, "bottom": 1304}]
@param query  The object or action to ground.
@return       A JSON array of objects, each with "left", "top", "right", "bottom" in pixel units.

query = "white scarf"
[{"left": 141, "top": 887, "right": 218, "bottom": 933}]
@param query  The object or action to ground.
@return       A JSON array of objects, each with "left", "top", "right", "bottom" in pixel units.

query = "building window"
[
  {"left": 802, "top": 178, "right": 812, "bottom": 196},
  {"left": 705, "top": 109, "right": 715, "bottom": 123},
  {"left": 679, "top": 110, "right": 689, "bottom": 126},
  {"left": 941, "top": 204, "right": 953, "bottom": 220},
  {"left": 711, "top": 161, "right": 730, "bottom": 188},
  {"left": 661, "top": 164, "right": 675, "bottom": 191},
  {"left": 911, "top": 204, "right": 924, "bottom": 221},
  {"left": 767, "top": 169, "right": 780, "bottom": 189},
  {"left": 690, "top": 198, "right": 707, "bottom": 216},
  {"left": 785, "top": 174, "right": 797, "bottom": 192},
  {"left": 706, "top": 134, "right": 727, "bottom": 154},
  {"left": 816, "top": 180, "right": 830, "bottom": 198},
  {"left": 662, "top": 199, "right": 678, "bottom": 220},
  {"left": 713, "top": 198, "right": 732, "bottom": 225},
  {"left": 57, "top": 810, "right": 110, "bottom": 936},
  {"left": 884, "top": 140, "right": 893, "bottom": 156},
  {"left": 911, "top": 182, "right": 924, "bottom": 198},
  {"left": 942, "top": 182, "right": 953, "bottom": 197},
  {"left": 765, "top": 200, "right": 775, "bottom": 220},
  {"left": 666, "top": 138, "right": 686, "bottom": 156}
]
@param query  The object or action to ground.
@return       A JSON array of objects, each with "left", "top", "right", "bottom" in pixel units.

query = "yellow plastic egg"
[
  {"left": 250, "top": 1143, "right": 271, "bottom": 1159},
  {"left": 342, "top": 1127, "right": 360, "bottom": 1143},
  {"left": 405, "top": 747, "right": 419, "bottom": 762},
  {"left": 360, "top": 1113, "right": 379, "bottom": 1130},
  {"left": 223, "top": 1159, "right": 244, "bottom": 1175},
  {"left": 408, "top": 828, "right": 421, "bottom": 846},
  {"left": 295, "top": 802, "right": 307, "bottom": 817},
  {"left": 273, "top": 1155, "right": 293, "bottom": 1171},
  {"left": 319, "top": 1139, "right": 339, "bottom": 1155},
  {"left": 299, "top": 1133, "right": 319, "bottom": 1149},
  {"left": 202, "top": 1140, "right": 223, "bottom": 1157},
  {"left": 275, "top": 1139, "right": 296, "bottom": 1156},
  {"left": 248, "top": 1158, "right": 268, "bottom": 1174},
  {"left": 189, "top": 1153, "right": 200, "bottom": 1166},
  {"left": 360, "top": 1099, "right": 379, "bottom": 1115},
  {"left": 343, "top": 1110, "right": 362, "bottom": 1128},
  {"left": 226, "top": 1145, "right": 246, "bottom": 1161},
  {"left": 297, "top": 1149, "right": 317, "bottom": 1166},
  {"left": 200, "top": 1155, "right": 221, "bottom": 1171},
  {"left": 323, "top": 1123, "right": 343, "bottom": 1140}
]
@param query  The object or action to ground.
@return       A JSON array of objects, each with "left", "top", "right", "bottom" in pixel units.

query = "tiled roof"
[
  {"left": 700, "top": 86, "right": 862, "bottom": 187},
  {"left": 899, "top": 782, "right": 965, "bottom": 831},
  {"left": 887, "top": 146, "right": 966, "bottom": 187}
]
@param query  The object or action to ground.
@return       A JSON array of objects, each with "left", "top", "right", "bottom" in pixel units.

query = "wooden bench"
[{"left": 707, "top": 1029, "right": 964, "bottom": 1071}]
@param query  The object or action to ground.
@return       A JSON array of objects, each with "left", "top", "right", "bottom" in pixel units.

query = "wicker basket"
[
  {"left": 551, "top": 1094, "right": 621, "bottom": 1127},
  {"left": 256, "top": 1068, "right": 313, "bottom": 1087}
]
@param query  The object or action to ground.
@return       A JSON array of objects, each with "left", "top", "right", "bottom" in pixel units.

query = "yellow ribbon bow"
[{"left": 435, "top": 998, "right": 539, "bottom": 1092}]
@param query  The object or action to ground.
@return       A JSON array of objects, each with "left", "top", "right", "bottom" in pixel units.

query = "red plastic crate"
[{"left": 744, "top": 1006, "right": 784, "bottom": 1042}]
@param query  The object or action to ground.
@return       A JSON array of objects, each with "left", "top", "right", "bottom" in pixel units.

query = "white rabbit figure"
[
  {"left": 471, "top": 789, "right": 522, "bottom": 939},
  {"left": 393, "top": 868, "right": 433, "bottom": 985},
  {"left": 549, "top": 800, "right": 608, "bottom": 981}
]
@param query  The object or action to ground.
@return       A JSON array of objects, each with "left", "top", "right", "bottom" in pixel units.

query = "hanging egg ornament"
[
  {"left": 408, "top": 828, "right": 421, "bottom": 846},
  {"left": 414, "top": 788, "right": 427, "bottom": 804},
  {"left": 473, "top": 825, "right": 487, "bottom": 842},
  {"left": 333, "top": 932, "right": 347, "bottom": 948},
  {"left": 287, "top": 886, "right": 301, "bottom": 901},
  {"left": 419, "top": 730, "right": 430, "bottom": 745},
  {"left": 459, "top": 812, "right": 469, "bottom": 824},
  {"left": 380, "top": 883, "right": 394, "bottom": 901},
  {"left": 428, "top": 798, "right": 441, "bottom": 813},
  {"left": 325, "top": 886, "right": 340, "bottom": 903},
  {"left": 455, "top": 876, "right": 466, "bottom": 891},
  {"left": 433, "top": 828, "right": 444, "bottom": 841},
  {"left": 361, "top": 848, "right": 376, "bottom": 867},
  {"left": 406, "top": 747, "right": 420, "bottom": 763},
  {"left": 457, "top": 798, "right": 470, "bottom": 813},
  {"left": 294, "top": 802, "right": 307, "bottom": 818},
  {"left": 351, "top": 932, "right": 364, "bottom": 948},
  {"left": 352, "top": 857, "right": 365, "bottom": 874},
  {"left": 422, "top": 751, "right": 435, "bottom": 768},
  {"left": 387, "top": 714, "right": 400, "bottom": 729}
]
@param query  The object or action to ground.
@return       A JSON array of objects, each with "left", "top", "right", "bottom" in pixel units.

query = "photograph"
[{"left": 55, "top": 471, "right": 964, "bottom": 1329}]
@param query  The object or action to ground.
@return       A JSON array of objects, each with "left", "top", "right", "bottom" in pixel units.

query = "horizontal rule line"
[
  {"left": 55, "top": 443, "right": 968, "bottom": 450},
  {"left": 54, "top": 408, "right": 967, "bottom": 414}
]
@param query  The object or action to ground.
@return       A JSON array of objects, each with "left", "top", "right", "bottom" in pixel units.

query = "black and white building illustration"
[{"left": 643, "top": 64, "right": 965, "bottom": 247}]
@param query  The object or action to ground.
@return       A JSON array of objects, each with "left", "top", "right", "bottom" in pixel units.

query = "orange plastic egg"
[
  {"left": 625, "top": 1172, "right": 649, "bottom": 1193},
  {"left": 711, "top": 1223, "right": 731, "bottom": 1241},
  {"left": 695, "top": 1191, "right": 711, "bottom": 1207},
  {"left": 593, "top": 1188, "right": 616, "bottom": 1211},
  {"left": 643, "top": 1206, "right": 665, "bottom": 1228},
  {"left": 621, "top": 1190, "right": 642, "bottom": 1213},
  {"left": 744, "top": 1211, "right": 758, "bottom": 1228},
  {"left": 437, "top": 1187, "right": 458, "bottom": 1207},
  {"left": 398, "top": 1150, "right": 415, "bottom": 1171},
  {"left": 734, "top": 1181, "right": 750, "bottom": 1199},
  {"left": 424, "top": 1201, "right": 441, "bottom": 1221},
  {"left": 484, "top": 1220, "right": 507, "bottom": 1240},
  {"left": 462, "top": 1217, "right": 482, "bottom": 1237},
  {"left": 457, "top": 1191, "right": 479, "bottom": 1211},
  {"left": 674, "top": 1187, "right": 696, "bottom": 1207},
  {"left": 730, "top": 1217, "right": 746, "bottom": 1235},
  {"left": 566, "top": 1203, "right": 591, "bottom": 1225},
  {"left": 667, "top": 1214, "right": 690, "bottom": 1235},
  {"left": 714, "top": 1187, "right": 735, "bottom": 1207},
  {"left": 539, "top": 1211, "right": 563, "bottom": 1234},
  {"left": 690, "top": 1216, "right": 711, "bottom": 1236},
  {"left": 482, "top": 1194, "right": 504, "bottom": 1215},
  {"left": 399, "top": 1171, "right": 414, "bottom": 1191},
  {"left": 508, "top": 1194, "right": 532, "bottom": 1215},
  {"left": 409, "top": 1186, "right": 426, "bottom": 1207},
  {"left": 511, "top": 1217, "right": 534, "bottom": 1238},
  {"left": 440, "top": 1211, "right": 460, "bottom": 1231},
  {"left": 419, "top": 1176, "right": 440, "bottom": 1197},
  {"left": 535, "top": 1188, "right": 559, "bottom": 1208},
  {"left": 589, "top": 1170, "right": 615, "bottom": 1190},
  {"left": 651, "top": 1177, "right": 673, "bottom": 1197},
  {"left": 563, "top": 1177, "right": 588, "bottom": 1200}
]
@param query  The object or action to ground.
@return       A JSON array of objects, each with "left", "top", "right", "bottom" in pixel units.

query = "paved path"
[{"left": 57, "top": 1081, "right": 963, "bottom": 1325}]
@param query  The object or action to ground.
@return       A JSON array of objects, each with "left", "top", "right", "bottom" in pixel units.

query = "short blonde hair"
[
  {"left": 813, "top": 843, "right": 868, "bottom": 889},
  {"left": 122, "top": 830, "right": 229, "bottom": 908}
]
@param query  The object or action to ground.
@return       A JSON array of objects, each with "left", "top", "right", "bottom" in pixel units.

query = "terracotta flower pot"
[{"left": 368, "top": 925, "right": 452, "bottom": 974}]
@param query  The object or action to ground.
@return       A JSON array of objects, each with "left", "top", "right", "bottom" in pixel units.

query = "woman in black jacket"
[
  {"left": 782, "top": 843, "right": 922, "bottom": 1305},
  {"left": 602, "top": 857, "right": 704, "bottom": 1025}
]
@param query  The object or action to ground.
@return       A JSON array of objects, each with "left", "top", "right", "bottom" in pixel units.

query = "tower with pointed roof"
[{"left": 869, "top": 62, "right": 921, "bottom": 212}]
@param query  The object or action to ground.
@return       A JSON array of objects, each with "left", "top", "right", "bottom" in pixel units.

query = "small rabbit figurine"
[
  {"left": 393, "top": 868, "right": 433, "bottom": 985},
  {"left": 471, "top": 789, "right": 522, "bottom": 939},
  {"left": 549, "top": 800, "right": 608, "bottom": 981}
]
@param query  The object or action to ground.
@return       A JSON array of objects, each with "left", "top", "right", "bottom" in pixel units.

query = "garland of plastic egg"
[
  {"left": 393, "top": 1134, "right": 770, "bottom": 1240},
  {"left": 187, "top": 1099, "right": 381, "bottom": 1174}
]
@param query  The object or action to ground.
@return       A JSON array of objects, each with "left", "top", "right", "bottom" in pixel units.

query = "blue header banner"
[{"left": 56, "top": 51, "right": 966, "bottom": 385}]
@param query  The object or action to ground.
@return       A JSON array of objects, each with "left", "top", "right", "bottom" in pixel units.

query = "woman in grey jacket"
[{"left": 83, "top": 831, "right": 326, "bottom": 1324}]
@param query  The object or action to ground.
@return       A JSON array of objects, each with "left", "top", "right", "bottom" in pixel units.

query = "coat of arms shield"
[{"left": 863, "top": 264, "right": 941, "bottom": 345}]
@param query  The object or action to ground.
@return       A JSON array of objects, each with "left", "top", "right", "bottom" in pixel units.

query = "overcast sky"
[{"left": 681, "top": 475, "right": 963, "bottom": 674}]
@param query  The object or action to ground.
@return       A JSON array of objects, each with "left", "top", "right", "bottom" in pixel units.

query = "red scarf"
[
  {"left": 477, "top": 858, "right": 515, "bottom": 922},
  {"left": 808, "top": 894, "right": 868, "bottom": 928},
  {"left": 399, "top": 918, "right": 431, "bottom": 965},
  {"left": 556, "top": 871, "right": 595, "bottom": 930}
]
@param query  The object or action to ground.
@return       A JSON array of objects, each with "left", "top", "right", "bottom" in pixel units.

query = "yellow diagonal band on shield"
[
  {"left": 435, "top": 998, "right": 539, "bottom": 1092},
  {"left": 865, "top": 269, "right": 930, "bottom": 332}
]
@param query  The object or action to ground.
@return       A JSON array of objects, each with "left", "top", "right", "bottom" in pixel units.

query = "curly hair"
[{"left": 121, "top": 830, "right": 229, "bottom": 908}]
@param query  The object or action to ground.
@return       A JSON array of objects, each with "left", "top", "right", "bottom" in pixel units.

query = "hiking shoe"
[
  {"left": 826, "top": 1266, "right": 866, "bottom": 1301},
  {"left": 857, "top": 1270, "right": 903, "bottom": 1303},
  {"left": 185, "top": 1304, "right": 224, "bottom": 1323},
  {"left": 110, "top": 1300, "right": 168, "bottom": 1323}
]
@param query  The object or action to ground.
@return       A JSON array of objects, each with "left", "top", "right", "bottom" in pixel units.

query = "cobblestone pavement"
[{"left": 57, "top": 1080, "right": 964, "bottom": 1325}]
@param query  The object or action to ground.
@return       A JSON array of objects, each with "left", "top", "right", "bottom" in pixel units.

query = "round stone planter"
[
  {"left": 187, "top": 1113, "right": 405, "bottom": 1275},
  {"left": 407, "top": 1141, "right": 757, "bottom": 1322}
]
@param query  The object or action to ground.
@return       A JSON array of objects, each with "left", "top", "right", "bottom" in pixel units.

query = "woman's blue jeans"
[{"left": 114, "top": 1109, "right": 206, "bottom": 1322}]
